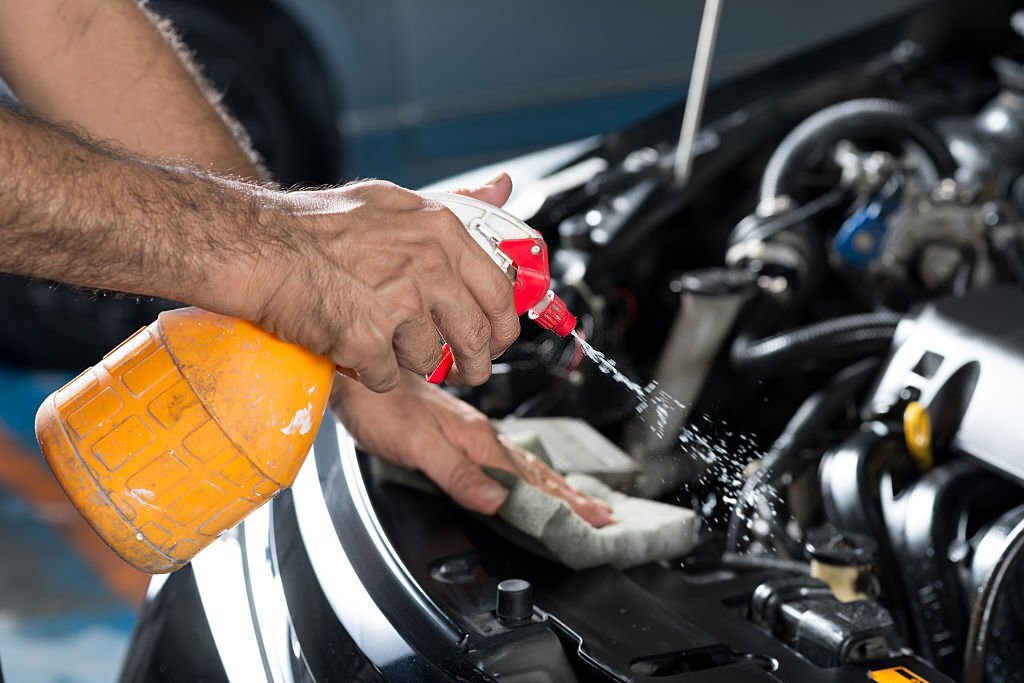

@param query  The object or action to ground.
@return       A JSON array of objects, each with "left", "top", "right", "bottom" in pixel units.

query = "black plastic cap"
[
  {"left": 496, "top": 579, "right": 533, "bottom": 625},
  {"left": 804, "top": 526, "right": 877, "bottom": 567}
]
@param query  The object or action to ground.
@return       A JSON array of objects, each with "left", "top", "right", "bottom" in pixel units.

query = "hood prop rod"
[{"left": 673, "top": 0, "right": 723, "bottom": 186}]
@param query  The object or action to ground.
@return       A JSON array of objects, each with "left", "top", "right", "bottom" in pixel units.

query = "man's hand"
[
  {"left": 331, "top": 370, "right": 615, "bottom": 527},
  {"left": 239, "top": 173, "right": 522, "bottom": 392},
  {"left": 0, "top": 0, "right": 523, "bottom": 389},
  {"left": 0, "top": 105, "right": 520, "bottom": 390}
]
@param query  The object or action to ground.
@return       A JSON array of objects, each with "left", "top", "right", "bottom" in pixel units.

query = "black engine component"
[
  {"left": 750, "top": 576, "right": 896, "bottom": 668},
  {"left": 759, "top": 98, "right": 958, "bottom": 204},
  {"left": 730, "top": 311, "right": 902, "bottom": 378},
  {"left": 814, "top": 288, "right": 1024, "bottom": 678},
  {"left": 964, "top": 506, "right": 1024, "bottom": 683},
  {"left": 886, "top": 461, "right": 1022, "bottom": 673}
]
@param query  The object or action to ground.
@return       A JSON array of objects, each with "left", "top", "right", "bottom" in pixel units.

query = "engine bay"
[{"left": 408, "top": 6, "right": 1024, "bottom": 682}]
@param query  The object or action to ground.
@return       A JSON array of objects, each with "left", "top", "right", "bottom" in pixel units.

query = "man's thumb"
[{"left": 452, "top": 171, "right": 513, "bottom": 208}]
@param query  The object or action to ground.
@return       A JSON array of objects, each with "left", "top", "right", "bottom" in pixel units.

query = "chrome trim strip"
[
  {"left": 192, "top": 532, "right": 273, "bottom": 682},
  {"left": 292, "top": 422, "right": 416, "bottom": 668}
]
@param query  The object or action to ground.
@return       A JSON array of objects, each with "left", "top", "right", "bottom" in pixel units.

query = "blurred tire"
[{"left": 152, "top": 0, "right": 343, "bottom": 185}]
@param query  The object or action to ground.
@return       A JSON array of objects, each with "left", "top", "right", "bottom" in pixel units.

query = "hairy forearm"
[
  {"left": 0, "top": 0, "right": 264, "bottom": 180},
  {"left": 0, "top": 108, "right": 276, "bottom": 312}
]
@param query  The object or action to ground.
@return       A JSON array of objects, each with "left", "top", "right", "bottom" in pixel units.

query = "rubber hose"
[
  {"left": 760, "top": 98, "right": 958, "bottom": 203},
  {"left": 720, "top": 552, "right": 809, "bottom": 575},
  {"left": 963, "top": 516, "right": 1024, "bottom": 683},
  {"left": 731, "top": 311, "right": 902, "bottom": 378},
  {"left": 725, "top": 357, "right": 883, "bottom": 554}
]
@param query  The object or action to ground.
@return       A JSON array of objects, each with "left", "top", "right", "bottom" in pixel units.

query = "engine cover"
[{"left": 868, "top": 287, "right": 1024, "bottom": 483}]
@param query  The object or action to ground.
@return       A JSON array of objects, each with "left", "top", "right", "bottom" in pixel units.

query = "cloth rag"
[{"left": 372, "top": 437, "right": 698, "bottom": 570}]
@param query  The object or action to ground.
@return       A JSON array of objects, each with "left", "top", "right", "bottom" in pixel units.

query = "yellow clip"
[
  {"left": 869, "top": 666, "right": 931, "bottom": 682},
  {"left": 903, "top": 401, "right": 933, "bottom": 471}
]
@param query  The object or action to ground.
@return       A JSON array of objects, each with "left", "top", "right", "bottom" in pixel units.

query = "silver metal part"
[
  {"left": 871, "top": 191, "right": 1013, "bottom": 296},
  {"left": 867, "top": 289, "right": 1024, "bottom": 486},
  {"left": 627, "top": 268, "right": 754, "bottom": 495},
  {"left": 833, "top": 141, "right": 900, "bottom": 194},
  {"left": 673, "top": 0, "right": 723, "bottom": 186}
]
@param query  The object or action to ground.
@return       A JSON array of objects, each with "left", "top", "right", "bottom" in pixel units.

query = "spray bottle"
[{"left": 34, "top": 193, "right": 576, "bottom": 572}]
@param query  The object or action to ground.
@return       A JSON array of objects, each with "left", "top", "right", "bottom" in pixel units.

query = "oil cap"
[{"left": 496, "top": 579, "right": 533, "bottom": 626}]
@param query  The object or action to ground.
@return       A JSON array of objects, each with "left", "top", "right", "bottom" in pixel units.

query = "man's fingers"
[
  {"left": 564, "top": 491, "right": 616, "bottom": 528},
  {"left": 331, "top": 325, "right": 402, "bottom": 393},
  {"left": 450, "top": 172, "right": 521, "bottom": 359},
  {"left": 453, "top": 420, "right": 520, "bottom": 471},
  {"left": 392, "top": 319, "right": 445, "bottom": 375},
  {"left": 453, "top": 243, "right": 520, "bottom": 359},
  {"left": 496, "top": 437, "right": 616, "bottom": 528},
  {"left": 377, "top": 277, "right": 446, "bottom": 374},
  {"left": 430, "top": 282, "right": 494, "bottom": 386},
  {"left": 455, "top": 428, "right": 616, "bottom": 528},
  {"left": 417, "top": 441, "right": 509, "bottom": 515},
  {"left": 348, "top": 355, "right": 401, "bottom": 393}
]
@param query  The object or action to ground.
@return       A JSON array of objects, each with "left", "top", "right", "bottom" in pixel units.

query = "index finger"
[
  {"left": 450, "top": 175, "right": 522, "bottom": 358},
  {"left": 457, "top": 235, "right": 521, "bottom": 357}
]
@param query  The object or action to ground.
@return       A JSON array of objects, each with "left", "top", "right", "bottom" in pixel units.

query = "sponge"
[{"left": 373, "top": 456, "right": 698, "bottom": 571}]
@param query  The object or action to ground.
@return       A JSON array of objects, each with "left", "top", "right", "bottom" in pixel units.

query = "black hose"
[
  {"left": 725, "top": 357, "right": 883, "bottom": 555},
  {"left": 731, "top": 311, "right": 902, "bottom": 378},
  {"left": 760, "top": 98, "right": 958, "bottom": 203},
  {"left": 963, "top": 516, "right": 1024, "bottom": 683},
  {"left": 730, "top": 186, "right": 848, "bottom": 245}
]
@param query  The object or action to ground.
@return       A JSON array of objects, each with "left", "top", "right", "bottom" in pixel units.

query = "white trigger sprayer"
[{"left": 422, "top": 192, "right": 577, "bottom": 383}]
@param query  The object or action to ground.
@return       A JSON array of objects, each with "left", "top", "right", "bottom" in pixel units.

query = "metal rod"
[{"left": 673, "top": 0, "right": 723, "bottom": 186}]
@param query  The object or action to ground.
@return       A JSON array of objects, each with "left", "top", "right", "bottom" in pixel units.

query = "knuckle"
[
  {"left": 360, "top": 178, "right": 397, "bottom": 194},
  {"left": 418, "top": 242, "right": 451, "bottom": 273},
  {"left": 359, "top": 360, "right": 400, "bottom": 393},
  {"left": 343, "top": 326, "right": 391, "bottom": 365},
  {"left": 445, "top": 460, "right": 479, "bottom": 492},
  {"left": 488, "top": 275, "right": 515, "bottom": 311},
  {"left": 390, "top": 281, "right": 425, "bottom": 318},
  {"left": 353, "top": 179, "right": 421, "bottom": 208},
  {"left": 463, "top": 317, "right": 492, "bottom": 354},
  {"left": 398, "top": 337, "right": 442, "bottom": 374},
  {"left": 427, "top": 208, "right": 466, "bottom": 240},
  {"left": 466, "top": 412, "right": 492, "bottom": 432}
]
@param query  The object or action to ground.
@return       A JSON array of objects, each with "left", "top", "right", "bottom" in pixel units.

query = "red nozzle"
[{"left": 531, "top": 292, "right": 577, "bottom": 337}]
